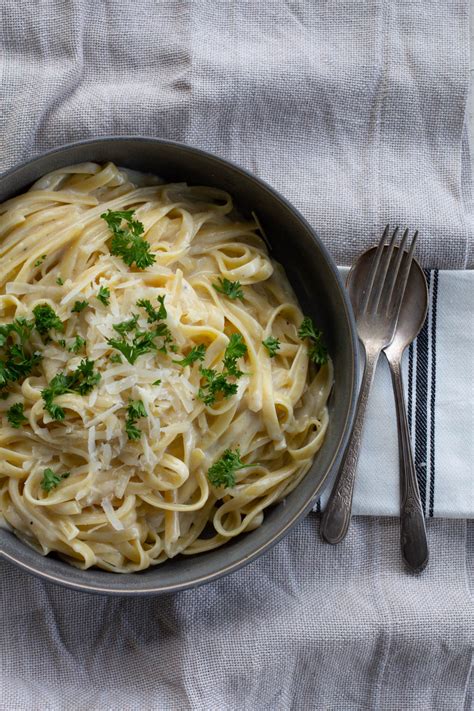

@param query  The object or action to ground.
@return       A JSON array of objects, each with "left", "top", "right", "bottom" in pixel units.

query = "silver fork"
[{"left": 321, "top": 226, "right": 418, "bottom": 544}]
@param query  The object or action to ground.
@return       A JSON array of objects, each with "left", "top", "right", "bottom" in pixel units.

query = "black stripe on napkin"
[
  {"left": 429, "top": 269, "right": 439, "bottom": 517},
  {"left": 407, "top": 343, "right": 414, "bottom": 433},
  {"left": 413, "top": 270, "right": 432, "bottom": 514}
]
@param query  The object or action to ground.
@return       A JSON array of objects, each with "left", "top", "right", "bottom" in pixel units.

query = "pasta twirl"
[{"left": 0, "top": 162, "right": 333, "bottom": 572}]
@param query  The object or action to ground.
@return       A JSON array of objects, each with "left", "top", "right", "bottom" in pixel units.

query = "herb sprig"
[
  {"left": 207, "top": 448, "right": 253, "bottom": 488},
  {"left": 6, "top": 402, "right": 27, "bottom": 428},
  {"left": 197, "top": 334, "right": 247, "bottom": 406},
  {"left": 0, "top": 318, "right": 42, "bottom": 391},
  {"left": 71, "top": 300, "right": 88, "bottom": 314},
  {"left": 125, "top": 400, "right": 147, "bottom": 440},
  {"left": 101, "top": 209, "right": 155, "bottom": 270},
  {"left": 262, "top": 336, "right": 280, "bottom": 358},
  {"left": 298, "top": 317, "right": 328, "bottom": 366},
  {"left": 41, "top": 468, "right": 70, "bottom": 493},
  {"left": 41, "top": 359, "right": 101, "bottom": 420},
  {"left": 33, "top": 304, "right": 63, "bottom": 336},
  {"left": 173, "top": 344, "right": 206, "bottom": 367},
  {"left": 212, "top": 278, "right": 244, "bottom": 301},
  {"left": 97, "top": 286, "right": 110, "bottom": 306}
]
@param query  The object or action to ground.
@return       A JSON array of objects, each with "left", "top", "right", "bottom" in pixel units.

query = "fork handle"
[
  {"left": 320, "top": 347, "right": 379, "bottom": 544},
  {"left": 386, "top": 356, "right": 429, "bottom": 573}
]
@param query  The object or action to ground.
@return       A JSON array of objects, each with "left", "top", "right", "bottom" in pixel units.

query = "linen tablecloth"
[{"left": 0, "top": 2, "right": 472, "bottom": 710}]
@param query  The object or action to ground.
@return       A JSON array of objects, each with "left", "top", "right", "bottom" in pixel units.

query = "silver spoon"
[{"left": 383, "top": 253, "right": 429, "bottom": 572}]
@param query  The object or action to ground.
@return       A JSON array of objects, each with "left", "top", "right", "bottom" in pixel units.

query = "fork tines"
[{"left": 362, "top": 225, "right": 418, "bottom": 317}]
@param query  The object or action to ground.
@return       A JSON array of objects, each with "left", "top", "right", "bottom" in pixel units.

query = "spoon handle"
[
  {"left": 320, "top": 347, "right": 379, "bottom": 544},
  {"left": 386, "top": 355, "right": 429, "bottom": 572}
]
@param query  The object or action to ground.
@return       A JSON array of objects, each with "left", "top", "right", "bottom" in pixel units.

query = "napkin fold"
[{"left": 315, "top": 268, "right": 474, "bottom": 518}]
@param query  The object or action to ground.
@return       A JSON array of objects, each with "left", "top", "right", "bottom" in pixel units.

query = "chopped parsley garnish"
[
  {"left": 112, "top": 314, "right": 139, "bottom": 335},
  {"left": 152, "top": 379, "right": 161, "bottom": 386},
  {"left": 6, "top": 402, "right": 27, "bottom": 428},
  {"left": 125, "top": 400, "right": 147, "bottom": 440},
  {"left": 108, "top": 298, "right": 173, "bottom": 363},
  {"left": 0, "top": 318, "right": 33, "bottom": 347},
  {"left": 0, "top": 349, "right": 42, "bottom": 390},
  {"left": 212, "top": 278, "right": 244, "bottom": 301},
  {"left": 222, "top": 334, "right": 247, "bottom": 377},
  {"left": 137, "top": 295, "right": 167, "bottom": 323},
  {"left": 56, "top": 277, "right": 64, "bottom": 286},
  {"left": 207, "top": 448, "right": 253, "bottom": 488},
  {"left": 41, "top": 468, "right": 70, "bottom": 493},
  {"left": 71, "top": 300, "right": 88, "bottom": 314},
  {"left": 97, "top": 286, "right": 110, "bottom": 306},
  {"left": 101, "top": 209, "right": 155, "bottom": 270},
  {"left": 109, "top": 353, "right": 122, "bottom": 364},
  {"left": 197, "top": 333, "right": 247, "bottom": 405},
  {"left": 0, "top": 318, "right": 42, "bottom": 392},
  {"left": 57, "top": 339, "right": 67, "bottom": 348},
  {"left": 173, "top": 344, "right": 206, "bottom": 367},
  {"left": 41, "top": 359, "right": 101, "bottom": 420},
  {"left": 298, "top": 316, "right": 328, "bottom": 366},
  {"left": 33, "top": 304, "right": 63, "bottom": 336},
  {"left": 262, "top": 336, "right": 280, "bottom": 358},
  {"left": 34, "top": 255, "right": 47, "bottom": 267},
  {"left": 198, "top": 367, "right": 238, "bottom": 406},
  {"left": 108, "top": 326, "right": 169, "bottom": 365},
  {"left": 68, "top": 335, "right": 86, "bottom": 353}
]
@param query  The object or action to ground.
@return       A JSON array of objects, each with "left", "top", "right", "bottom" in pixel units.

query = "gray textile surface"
[
  {"left": 0, "top": 1, "right": 473, "bottom": 710},
  {"left": 0, "top": 518, "right": 472, "bottom": 711}
]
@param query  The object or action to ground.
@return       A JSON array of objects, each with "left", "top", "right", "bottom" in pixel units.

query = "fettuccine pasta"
[{"left": 0, "top": 162, "right": 333, "bottom": 572}]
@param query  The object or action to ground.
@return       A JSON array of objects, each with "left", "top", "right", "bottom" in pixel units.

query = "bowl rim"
[{"left": 0, "top": 136, "right": 358, "bottom": 595}]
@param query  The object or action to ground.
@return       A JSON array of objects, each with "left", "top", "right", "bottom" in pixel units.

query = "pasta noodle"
[{"left": 0, "top": 162, "right": 333, "bottom": 572}]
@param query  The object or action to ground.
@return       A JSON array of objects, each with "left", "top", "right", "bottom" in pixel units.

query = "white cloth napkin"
[{"left": 315, "top": 268, "right": 474, "bottom": 518}]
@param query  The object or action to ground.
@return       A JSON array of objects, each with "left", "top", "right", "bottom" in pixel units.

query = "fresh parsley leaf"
[
  {"left": 6, "top": 402, "right": 27, "bottom": 428},
  {"left": 34, "top": 255, "right": 47, "bottom": 267},
  {"left": 198, "top": 367, "right": 238, "bottom": 406},
  {"left": 56, "top": 277, "right": 64, "bottom": 286},
  {"left": 109, "top": 353, "right": 122, "bottom": 364},
  {"left": 173, "top": 344, "right": 206, "bottom": 367},
  {"left": 207, "top": 448, "right": 253, "bottom": 488},
  {"left": 68, "top": 335, "right": 86, "bottom": 353},
  {"left": 71, "top": 358, "right": 101, "bottom": 395},
  {"left": 41, "top": 468, "right": 70, "bottom": 493},
  {"left": 57, "top": 339, "right": 66, "bottom": 348},
  {"left": 152, "top": 379, "right": 161, "bottom": 386},
  {"left": 41, "top": 359, "right": 101, "bottom": 420},
  {"left": 125, "top": 399, "right": 147, "bottom": 440},
  {"left": 112, "top": 314, "right": 139, "bottom": 335},
  {"left": 33, "top": 304, "right": 63, "bottom": 336},
  {"left": 137, "top": 295, "right": 167, "bottom": 323},
  {"left": 101, "top": 209, "right": 155, "bottom": 270},
  {"left": 212, "top": 278, "right": 244, "bottom": 301},
  {"left": 0, "top": 318, "right": 33, "bottom": 347},
  {"left": 298, "top": 316, "right": 328, "bottom": 365},
  {"left": 298, "top": 317, "right": 319, "bottom": 342},
  {"left": 0, "top": 347, "right": 42, "bottom": 389},
  {"left": 71, "top": 300, "right": 88, "bottom": 314},
  {"left": 223, "top": 334, "right": 247, "bottom": 377},
  {"left": 107, "top": 331, "right": 155, "bottom": 365},
  {"left": 41, "top": 373, "right": 69, "bottom": 421},
  {"left": 262, "top": 336, "right": 280, "bottom": 358},
  {"left": 97, "top": 286, "right": 110, "bottom": 306}
]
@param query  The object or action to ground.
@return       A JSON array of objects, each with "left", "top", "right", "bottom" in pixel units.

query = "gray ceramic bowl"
[{"left": 0, "top": 138, "right": 357, "bottom": 595}]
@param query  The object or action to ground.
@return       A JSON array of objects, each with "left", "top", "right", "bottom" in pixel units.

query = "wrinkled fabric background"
[{"left": 0, "top": 1, "right": 472, "bottom": 709}]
